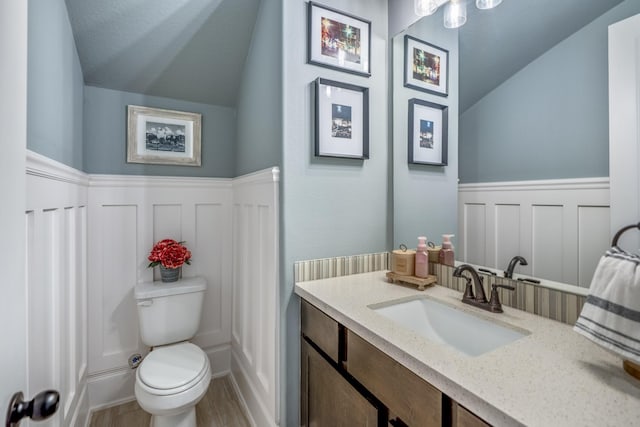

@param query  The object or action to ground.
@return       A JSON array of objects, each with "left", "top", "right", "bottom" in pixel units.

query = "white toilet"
[{"left": 134, "top": 276, "right": 211, "bottom": 427}]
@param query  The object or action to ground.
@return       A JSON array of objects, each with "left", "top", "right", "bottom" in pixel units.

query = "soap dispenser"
[
  {"left": 439, "top": 234, "right": 455, "bottom": 267},
  {"left": 415, "top": 236, "right": 429, "bottom": 278}
]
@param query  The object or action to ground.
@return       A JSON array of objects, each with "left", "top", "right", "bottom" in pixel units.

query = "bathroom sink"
[{"left": 370, "top": 297, "right": 528, "bottom": 356}]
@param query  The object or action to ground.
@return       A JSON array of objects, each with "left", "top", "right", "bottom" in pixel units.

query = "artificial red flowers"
[{"left": 147, "top": 239, "right": 192, "bottom": 269}]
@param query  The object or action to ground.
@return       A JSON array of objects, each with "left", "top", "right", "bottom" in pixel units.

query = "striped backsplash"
[
  {"left": 294, "top": 252, "right": 389, "bottom": 282},
  {"left": 295, "top": 251, "right": 586, "bottom": 326},
  {"left": 431, "top": 263, "right": 586, "bottom": 325}
]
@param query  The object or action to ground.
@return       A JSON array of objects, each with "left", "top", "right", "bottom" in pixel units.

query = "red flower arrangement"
[{"left": 147, "top": 239, "right": 192, "bottom": 269}]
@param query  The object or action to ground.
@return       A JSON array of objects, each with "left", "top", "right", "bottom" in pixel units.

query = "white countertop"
[{"left": 294, "top": 271, "right": 640, "bottom": 427}]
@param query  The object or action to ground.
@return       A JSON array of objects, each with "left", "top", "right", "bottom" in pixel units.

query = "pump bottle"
[
  {"left": 415, "top": 236, "right": 429, "bottom": 278},
  {"left": 439, "top": 234, "right": 455, "bottom": 267}
]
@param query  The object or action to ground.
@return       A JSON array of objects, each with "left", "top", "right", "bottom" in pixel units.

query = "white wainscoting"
[
  {"left": 25, "top": 154, "right": 280, "bottom": 422},
  {"left": 458, "top": 178, "right": 610, "bottom": 288},
  {"left": 86, "top": 174, "right": 234, "bottom": 408},
  {"left": 231, "top": 168, "right": 280, "bottom": 427},
  {"left": 25, "top": 151, "right": 90, "bottom": 427}
]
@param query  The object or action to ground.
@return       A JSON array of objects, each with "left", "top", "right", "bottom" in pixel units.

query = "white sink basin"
[{"left": 370, "top": 297, "right": 528, "bottom": 356}]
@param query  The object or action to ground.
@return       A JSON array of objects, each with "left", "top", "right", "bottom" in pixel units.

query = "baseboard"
[
  {"left": 87, "top": 368, "right": 136, "bottom": 412},
  {"left": 231, "top": 348, "right": 277, "bottom": 427},
  {"left": 69, "top": 381, "right": 89, "bottom": 427},
  {"left": 87, "top": 343, "right": 232, "bottom": 413}
]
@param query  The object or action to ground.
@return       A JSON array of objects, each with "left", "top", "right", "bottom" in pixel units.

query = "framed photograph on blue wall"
[
  {"left": 307, "top": 2, "right": 371, "bottom": 77},
  {"left": 314, "top": 78, "right": 369, "bottom": 159},
  {"left": 404, "top": 35, "right": 449, "bottom": 97},
  {"left": 127, "top": 105, "right": 202, "bottom": 166},
  {"left": 408, "top": 98, "right": 448, "bottom": 166}
]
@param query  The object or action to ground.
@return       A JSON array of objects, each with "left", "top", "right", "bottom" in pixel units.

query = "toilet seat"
[{"left": 137, "top": 342, "right": 208, "bottom": 396}]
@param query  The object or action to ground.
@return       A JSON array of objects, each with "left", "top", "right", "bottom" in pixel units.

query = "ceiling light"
[
  {"left": 476, "top": 0, "right": 503, "bottom": 10},
  {"left": 415, "top": 0, "right": 503, "bottom": 28},
  {"left": 414, "top": 0, "right": 439, "bottom": 17},
  {"left": 444, "top": 1, "right": 467, "bottom": 29}
]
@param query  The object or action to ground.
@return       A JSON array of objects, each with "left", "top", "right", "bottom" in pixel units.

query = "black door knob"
[{"left": 5, "top": 390, "right": 59, "bottom": 427}]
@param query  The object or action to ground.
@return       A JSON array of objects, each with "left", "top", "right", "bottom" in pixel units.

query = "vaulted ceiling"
[
  {"left": 65, "top": 0, "right": 260, "bottom": 107},
  {"left": 457, "top": 0, "right": 624, "bottom": 112},
  {"left": 66, "top": 0, "right": 625, "bottom": 111}
]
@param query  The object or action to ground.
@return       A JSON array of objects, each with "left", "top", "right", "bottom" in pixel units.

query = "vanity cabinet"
[
  {"left": 347, "top": 330, "right": 441, "bottom": 427},
  {"left": 300, "top": 299, "right": 492, "bottom": 427},
  {"left": 300, "top": 301, "right": 382, "bottom": 426},
  {"left": 300, "top": 339, "right": 379, "bottom": 426}
]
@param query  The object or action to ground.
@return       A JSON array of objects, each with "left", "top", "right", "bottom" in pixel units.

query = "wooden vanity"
[
  {"left": 301, "top": 300, "right": 489, "bottom": 426},
  {"left": 295, "top": 271, "right": 640, "bottom": 426}
]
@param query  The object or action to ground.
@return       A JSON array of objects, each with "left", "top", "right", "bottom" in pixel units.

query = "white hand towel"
[{"left": 574, "top": 247, "right": 640, "bottom": 364}]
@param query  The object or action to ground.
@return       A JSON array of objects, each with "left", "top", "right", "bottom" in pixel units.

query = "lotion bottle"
[
  {"left": 415, "top": 236, "right": 429, "bottom": 278},
  {"left": 438, "top": 234, "right": 455, "bottom": 267}
]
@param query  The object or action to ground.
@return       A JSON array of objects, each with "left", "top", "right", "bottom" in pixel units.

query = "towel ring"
[{"left": 611, "top": 222, "right": 640, "bottom": 248}]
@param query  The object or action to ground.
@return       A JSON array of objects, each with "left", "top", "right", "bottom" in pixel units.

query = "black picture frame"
[
  {"left": 307, "top": 2, "right": 371, "bottom": 77},
  {"left": 408, "top": 98, "right": 448, "bottom": 166},
  {"left": 404, "top": 35, "right": 449, "bottom": 97},
  {"left": 314, "top": 77, "right": 369, "bottom": 159}
]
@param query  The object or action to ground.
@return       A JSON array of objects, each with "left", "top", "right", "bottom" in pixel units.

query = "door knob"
[{"left": 5, "top": 390, "right": 59, "bottom": 427}]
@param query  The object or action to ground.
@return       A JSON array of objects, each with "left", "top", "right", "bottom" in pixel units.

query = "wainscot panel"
[
  {"left": 26, "top": 150, "right": 90, "bottom": 427},
  {"left": 87, "top": 174, "right": 233, "bottom": 408},
  {"left": 458, "top": 178, "right": 610, "bottom": 288},
  {"left": 231, "top": 167, "right": 280, "bottom": 427}
]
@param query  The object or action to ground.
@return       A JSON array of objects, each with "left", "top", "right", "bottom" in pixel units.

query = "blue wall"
[
  {"left": 27, "top": 0, "right": 84, "bottom": 170},
  {"left": 281, "top": 0, "right": 390, "bottom": 424},
  {"left": 83, "top": 86, "right": 236, "bottom": 177},
  {"left": 235, "top": 0, "right": 282, "bottom": 176},
  {"left": 392, "top": 14, "right": 460, "bottom": 250},
  {"left": 459, "top": 0, "right": 640, "bottom": 183}
]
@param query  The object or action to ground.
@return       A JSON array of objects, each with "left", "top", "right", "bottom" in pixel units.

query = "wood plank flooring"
[{"left": 89, "top": 375, "right": 251, "bottom": 427}]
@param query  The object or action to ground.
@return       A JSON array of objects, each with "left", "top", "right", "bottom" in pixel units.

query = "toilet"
[{"left": 134, "top": 276, "right": 211, "bottom": 427}]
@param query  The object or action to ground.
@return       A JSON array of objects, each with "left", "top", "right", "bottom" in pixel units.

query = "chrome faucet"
[
  {"left": 453, "top": 264, "right": 515, "bottom": 313},
  {"left": 504, "top": 256, "right": 528, "bottom": 279}
]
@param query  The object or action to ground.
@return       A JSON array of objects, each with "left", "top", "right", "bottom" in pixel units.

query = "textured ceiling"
[
  {"left": 65, "top": 0, "right": 260, "bottom": 107},
  {"left": 66, "top": 0, "right": 624, "bottom": 110},
  {"left": 457, "top": 0, "right": 624, "bottom": 112}
]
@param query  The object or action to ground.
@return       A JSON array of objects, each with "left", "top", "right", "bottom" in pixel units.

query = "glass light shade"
[
  {"left": 414, "top": 0, "right": 439, "bottom": 16},
  {"left": 444, "top": 1, "right": 467, "bottom": 29},
  {"left": 476, "top": 0, "right": 503, "bottom": 9}
]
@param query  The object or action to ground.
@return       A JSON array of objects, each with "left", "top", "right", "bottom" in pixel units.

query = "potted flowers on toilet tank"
[{"left": 147, "top": 239, "right": 192, "bottom": 282}]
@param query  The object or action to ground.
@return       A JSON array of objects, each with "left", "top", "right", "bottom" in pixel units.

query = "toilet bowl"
[
  {"left": 135, "top": 343, "right": 211, "bottom": 427},
  {"left": 133, "top": 277, "right": 210, "bottom": 427}
]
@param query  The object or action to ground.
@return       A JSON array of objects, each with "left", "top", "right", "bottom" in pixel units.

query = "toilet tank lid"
[{"left": 135, "top": 276, "right": 206, "bottom": 300}]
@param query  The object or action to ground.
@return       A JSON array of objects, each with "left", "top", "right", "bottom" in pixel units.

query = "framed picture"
[
  {"left": 408, "top": 98, "right": 448, "bottom": 166},
  {"left": 314, "top": 77, "right": 369, "bottom": 159},
  {"left": 308, "top": 2, "right": 371, "bottom": 77},
  {"left": 127, "top": 105, "right": 201, "bottom": 166},
  {"left": 404, "top": 35, "right": 449, "bottom": 97}
]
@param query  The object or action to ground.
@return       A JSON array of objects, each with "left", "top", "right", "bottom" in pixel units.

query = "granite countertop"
[{"left": 294, "top": 271, "right": 640, "bottom": 427}]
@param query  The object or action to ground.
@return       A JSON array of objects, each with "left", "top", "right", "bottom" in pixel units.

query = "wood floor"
[{"left": 89, "top": 375, "right": 251, "bottom": 427}]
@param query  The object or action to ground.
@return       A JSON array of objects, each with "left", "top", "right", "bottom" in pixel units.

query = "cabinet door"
[
  {"left": 346, "top": 331, "right": 442, "bottom": 427},
  {"left": 301, "top": 339, "right": 379, "bottom": 427},
  {"left": 454, "top": 403, "right": 491, "bottom": 427}
]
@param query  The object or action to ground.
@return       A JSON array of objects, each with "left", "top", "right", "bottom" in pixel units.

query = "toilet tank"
[{"left": 134, "top": 276, "right": 206, "bottom": 347}]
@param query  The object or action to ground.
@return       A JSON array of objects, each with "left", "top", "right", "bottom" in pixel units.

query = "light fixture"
[
  {"left": 476, "top": 0, "right": 503, "bottom": 10},
  {"left": 444, "top": 1, "right": 467, "bottom": 29},
  {"left": 414, "top": 0, "right": 503, "bottom": 29},
  {"left": 414, "top": 0, "right": 439, "bottom": 17}
]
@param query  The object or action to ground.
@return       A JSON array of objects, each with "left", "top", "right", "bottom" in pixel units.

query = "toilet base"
[{"left": 150, "top": 406, "right": 196, "bottom": 427}]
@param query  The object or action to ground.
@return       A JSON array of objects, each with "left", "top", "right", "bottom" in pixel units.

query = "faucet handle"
[
  {"left": 462, "top": 277, "right": 475, "bottom": 300},
  {"left": 489, "top": 283, "right": 515, "bottom": 313}
]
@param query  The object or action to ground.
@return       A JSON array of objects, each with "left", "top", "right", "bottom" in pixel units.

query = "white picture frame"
[{"left": 127, "top": 105, "right": 202, "bottom": 166}]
